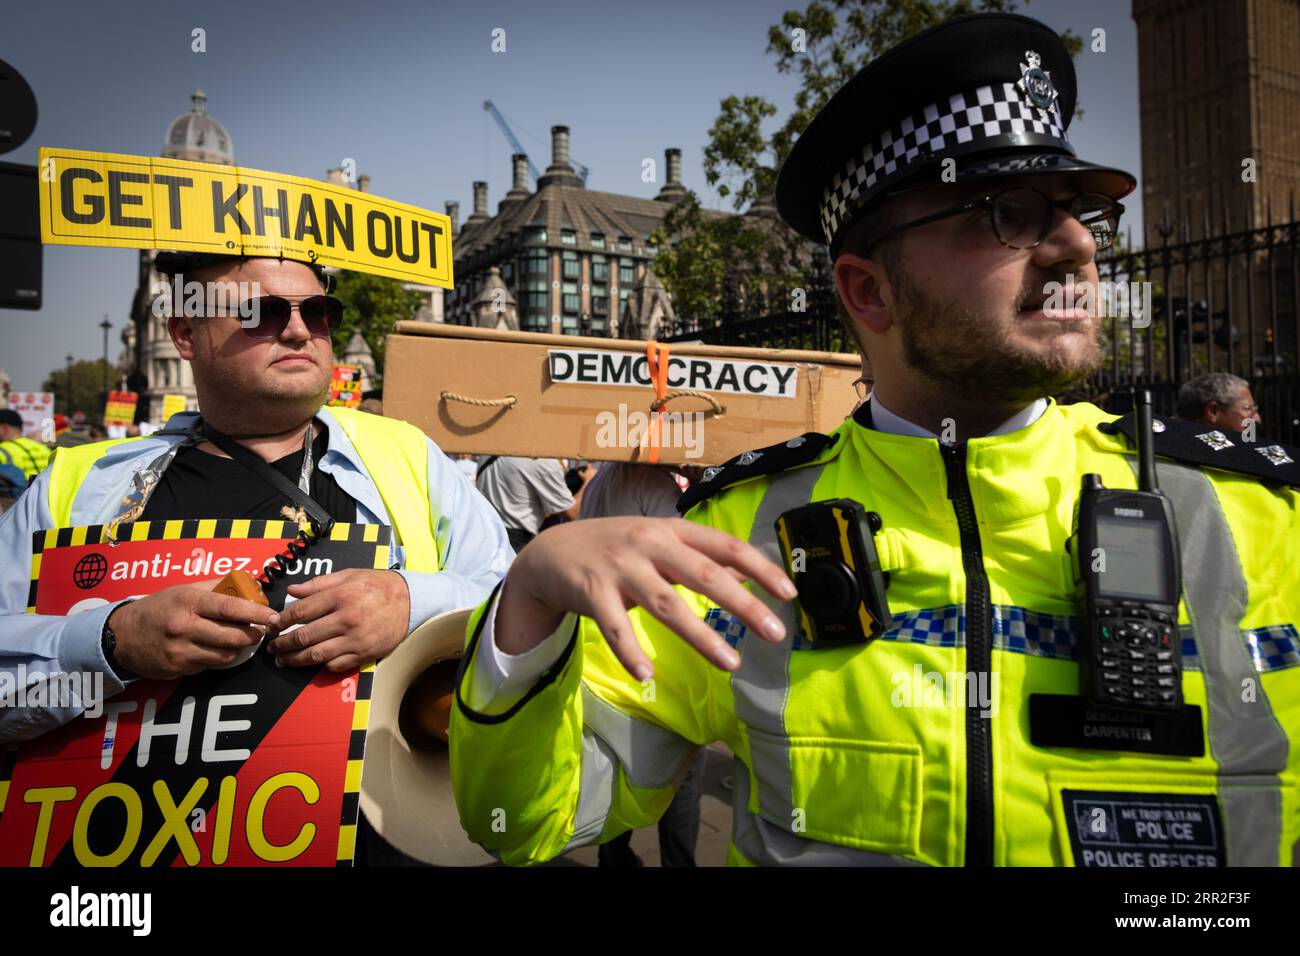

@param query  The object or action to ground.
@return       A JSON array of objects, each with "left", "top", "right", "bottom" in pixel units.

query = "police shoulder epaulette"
[
  {"left": 677, "top": 431, "right": 840, "bottom": 514},
  {"left": 1100, "top": 413, "right": 1300, "bottom": 489}
]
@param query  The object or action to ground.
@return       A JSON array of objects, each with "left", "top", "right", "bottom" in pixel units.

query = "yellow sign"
[
  {"left": 39, "top": 148, "right": 455, "bottom": 289},
  {"left": 103, "top": 390, "right": 137, "bottom": 428},
  {"left": 161, "top": 393, "right": 187, "bottom": 421}
]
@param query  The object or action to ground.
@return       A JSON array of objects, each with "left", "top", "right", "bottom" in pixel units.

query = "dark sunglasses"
[
  {"left": 867, "top": 187, "right": 1124, "bottom": 252},
  {"left": 214, "top": 295, "right": 345, "bottom": 339}
]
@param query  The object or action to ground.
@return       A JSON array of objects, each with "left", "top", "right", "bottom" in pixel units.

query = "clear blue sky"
[{"left": 1, "top": 0, "right": 1142, "bottom": 390}]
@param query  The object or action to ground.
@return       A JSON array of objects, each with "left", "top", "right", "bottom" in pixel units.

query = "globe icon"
[{"left": 73, "top": 553, "right": 109, "bottom": 590}]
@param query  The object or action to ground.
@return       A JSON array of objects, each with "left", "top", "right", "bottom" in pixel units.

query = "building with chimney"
[{"left": 445, "top": 126, "right": 692, "bottom": 338}]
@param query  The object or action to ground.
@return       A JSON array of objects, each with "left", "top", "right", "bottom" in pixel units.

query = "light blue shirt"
[{"left": 0, "top": 408, "right": 514, "bottom": 744}]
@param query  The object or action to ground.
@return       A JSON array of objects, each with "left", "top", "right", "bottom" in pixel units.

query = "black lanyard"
[{"left": 197, "top": 419, "right": 334, "bottom": 533}]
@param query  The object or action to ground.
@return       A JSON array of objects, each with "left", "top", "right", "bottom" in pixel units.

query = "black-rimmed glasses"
[{"left": 865, "top": 187, "right": 1124, "bottom": 252}]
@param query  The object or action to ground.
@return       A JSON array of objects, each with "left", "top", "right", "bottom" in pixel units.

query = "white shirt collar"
[{"left": 868, "top": 393, "right": 1048, "bottom": 440}]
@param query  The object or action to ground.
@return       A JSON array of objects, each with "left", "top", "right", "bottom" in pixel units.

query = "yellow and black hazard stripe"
[
  {"left": 337, "top": 662, "right": 376, "bottom": 866},
  {"left": 27, "top": 523, "right": 114, "bottom": 612},
  {"left": 27, "top": 520, "right": 390, "bottom": 612}
]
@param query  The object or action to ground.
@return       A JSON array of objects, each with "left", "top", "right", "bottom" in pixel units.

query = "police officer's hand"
[
  {"left": 108, "top": 583, "right": 278, "bottom": 680},
  {"left": 495, "top": 517, "right": 795, "bottom": 680},
  {"left": 265, "top": 568, "right": 410, "bottom": 672}
]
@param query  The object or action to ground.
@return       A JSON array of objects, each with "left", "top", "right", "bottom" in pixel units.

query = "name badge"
[{"left": 1028, "top": 693, "right": 1205, "bottom": 757}]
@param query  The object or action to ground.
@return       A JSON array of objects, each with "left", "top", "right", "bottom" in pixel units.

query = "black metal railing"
[
  {"left": 661, "top": 251, "right": 846, "bottom": 352},
  {"left": 1090, "top": 198, "right": 1299, "bottom": 445},
  {"left": 662, "top": 202, "right": 1300, "bottom": 446}
]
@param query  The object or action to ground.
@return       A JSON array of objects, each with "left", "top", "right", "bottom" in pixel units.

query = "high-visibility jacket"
[
  {"left": 0, "top": 436, "right": 51, "bottom": 480},
  {"left": 1, "top": 404, "right": 515, "bottom": 744},
  {"left": 450, "top": 400, "right": 1300, "bottom": 866},
  {"left": 43, "top": 407, "right": 442, "bottom": 572}
]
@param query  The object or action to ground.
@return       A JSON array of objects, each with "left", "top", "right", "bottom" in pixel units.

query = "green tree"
[
  {"left": 329, "top": 269, "right": 424, "bottom": 385},
  {"left": 659, "top": 1, "right": 1079, "bottom": 319},
  {"left": 40, "top": 359, "right": 116, "bottom": 419},
  {"left": 650, "top": 193, "right": 804, "bottom": 324},
  {"left": 707, "top": 0, "right": 1073, "bottom": 214}
]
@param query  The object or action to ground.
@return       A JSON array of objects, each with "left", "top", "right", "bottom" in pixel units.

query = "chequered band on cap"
[{"left": 819, "top": 81, "right": 1070, "bottom": 245}]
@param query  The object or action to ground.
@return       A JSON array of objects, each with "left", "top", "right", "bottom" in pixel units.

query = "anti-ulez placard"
[
  {"left": 39, "top": 148, "right": 454, "bottom": 289},
  {"left": 0, "top": 519, "right": 390, "bottom": 867}
]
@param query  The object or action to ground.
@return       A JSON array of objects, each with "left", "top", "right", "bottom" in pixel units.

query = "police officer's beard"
[{"left": 892, "top": 269, "right": 1103, "bottom": 404}]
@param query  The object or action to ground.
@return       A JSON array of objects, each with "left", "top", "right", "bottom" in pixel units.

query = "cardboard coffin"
[{"left": 382, "top": 322, "right": 862, "bottom": 467}]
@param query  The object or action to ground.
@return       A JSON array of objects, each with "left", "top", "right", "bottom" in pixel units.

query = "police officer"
[
  {"left": 450, "top": 13, "right": 1300, "bottom": 866},
  {"left": 0, "top": 251, "right": 512, "bottom": 747},
  {"left": 0, "top": 407, "right": 51, "bottom": 480}
]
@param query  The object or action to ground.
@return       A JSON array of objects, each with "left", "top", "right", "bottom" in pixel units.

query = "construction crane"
[{"left": 483, "top": 100, "right": 588, "bottom": 185}]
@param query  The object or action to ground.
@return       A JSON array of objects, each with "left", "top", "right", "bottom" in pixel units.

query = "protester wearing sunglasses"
[
  {"left": 223, "top": 292, "right": 347, "bottom": 339},
  {"left": 0, "top": 253, "right": 513, "bottom": 869}
]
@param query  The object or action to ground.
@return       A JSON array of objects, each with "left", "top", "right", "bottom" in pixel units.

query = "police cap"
[{"left": 776, "top": 13, "right": 1136, "bottom": 254}]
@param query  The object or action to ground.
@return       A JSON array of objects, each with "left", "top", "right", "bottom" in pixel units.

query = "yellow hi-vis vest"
[
  {"left": 1, "top": 436, "right": 52, "bottom": 480},
  {"left": 450, "top": 401, "right": 1300, "bottom": 866},
  {"left": 43, "top": 407, "right": 441, "bottom": 573}
]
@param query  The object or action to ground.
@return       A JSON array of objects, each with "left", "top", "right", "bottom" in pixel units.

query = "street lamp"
[
  {"left": 99, "top": 314, "right": 112, "bottom": 400},
  {"left": 64, "top": 352, "right": 74, "bottom": 417}
]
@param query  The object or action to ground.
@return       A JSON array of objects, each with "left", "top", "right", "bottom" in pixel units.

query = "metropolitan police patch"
[{"left": 1061, "top": 790, "right": 1225, "bottom": 867}]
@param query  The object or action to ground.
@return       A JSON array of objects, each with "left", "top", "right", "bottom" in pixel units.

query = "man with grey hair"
[{"left": 1175, "top": 372, "right": 1261, "bottom": 433}]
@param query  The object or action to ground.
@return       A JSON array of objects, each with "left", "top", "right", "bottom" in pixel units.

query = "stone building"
[
  {"left": 619, "top": 270, "right": 676, "bottom": 342},
  {"left": 124, "top": 92, "right": 438, "bottom": 419},
  {"left": 339, "top": 330, "right": 378, "bottom": 393},
  {"left": 124, "top": 89, "right": 236, "bottom": 421},
  {"left": 1131, "top": 0, "right": 1300, "bottom": 365},
  {"left": 1133, "top": 0, "right": 1300, "bottom": 236},
  {"left": 445, "top": 127, "right": 691, "bottom": 340}
]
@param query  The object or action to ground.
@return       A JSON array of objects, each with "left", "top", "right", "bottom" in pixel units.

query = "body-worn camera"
[{"left": 774, "top": 499, "right": 891, "bottom": 647}]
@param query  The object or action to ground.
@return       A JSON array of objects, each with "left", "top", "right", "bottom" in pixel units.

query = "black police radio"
[
  {"left": 1075, "top": 391, "right": 1183, "bottom": 712},
  {"left": 774, "top": 499, "right": 892, "bottom": 647}
]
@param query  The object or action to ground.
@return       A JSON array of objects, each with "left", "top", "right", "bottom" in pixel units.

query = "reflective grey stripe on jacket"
[
  {"left": 731, "top": 464, "right": 821, "bottom": 825},
  {"left": 561, "top": 683, "right": 699, "bottom": 852},
  {"left": 561, "top": 463, "right": 831, "bottom": 858},
  {"left": 728, "top": 462, "right": 926, "bottom": 865},
  {"left": 1137, "top": 459, "right": 1289, "bottom": 865},
  {"left": 727, "top": 462, "right": 922, "bottom": 865}
]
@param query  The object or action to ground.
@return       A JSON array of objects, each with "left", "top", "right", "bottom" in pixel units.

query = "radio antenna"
[{"left": 1136, "top": 389, "right": 1158, "bottom": 492}]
